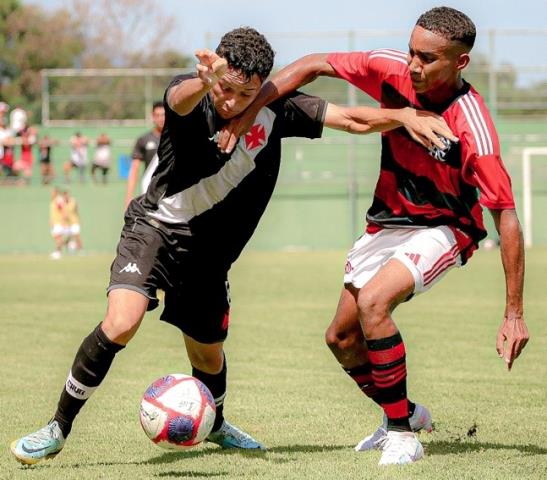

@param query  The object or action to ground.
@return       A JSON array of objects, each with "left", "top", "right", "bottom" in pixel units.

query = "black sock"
[
  {"left": 192, "top": 355, "right": 227, "bottom": 432},
  {"left": 54, "top": 324, "right": 124, "bottom": 437},
  {"left": 408, "top": 401, "right": 416, "bottom": 418},
  {"left": 343, "top": 363, "right": 382, "bottom": 405}
]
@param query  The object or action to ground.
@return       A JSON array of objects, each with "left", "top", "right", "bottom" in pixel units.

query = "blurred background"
[{"left": 1, "top": 0, "right": 546, "bottom": 254}]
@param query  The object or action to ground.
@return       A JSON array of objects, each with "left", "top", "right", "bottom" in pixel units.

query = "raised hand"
[{"left": 195, "top": 49, "right": 228, "bottom": 86}]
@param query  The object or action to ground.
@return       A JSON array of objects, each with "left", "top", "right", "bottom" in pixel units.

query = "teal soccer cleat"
[
  {"left": 10, "top": 421, "right": 65, "bottom": 465},
  {"left": 207, "top": 420, "right": 265, "bottom": 450}
]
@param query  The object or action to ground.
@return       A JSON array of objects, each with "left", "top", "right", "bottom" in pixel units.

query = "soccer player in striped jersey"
[
  {"left": 219, "top": 7, "right": 529, "bottom": 466},
  {"left": 10, "top": 27, "right": 455, "bottom": 466}
]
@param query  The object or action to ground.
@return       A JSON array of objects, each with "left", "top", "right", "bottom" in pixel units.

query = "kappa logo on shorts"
[{"left": 119, "top": 262, "right": 142, "bottom": 275}]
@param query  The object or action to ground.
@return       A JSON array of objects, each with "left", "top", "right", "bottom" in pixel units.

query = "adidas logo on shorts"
[{"left": 119, "top": 262, "right": 142, "bottom": 275}]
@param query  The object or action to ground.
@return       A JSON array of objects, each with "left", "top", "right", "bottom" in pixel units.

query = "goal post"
[
  {"left": 40, "top": 67, "right": 190, "bottom": 126},
  {"left": 522, "top": 146, "right": 547, "bottom": 248}
]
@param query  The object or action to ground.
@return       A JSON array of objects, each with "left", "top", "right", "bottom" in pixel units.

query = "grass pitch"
[{"left": 1, "top": 249, "right": 546, "bottom": 480}]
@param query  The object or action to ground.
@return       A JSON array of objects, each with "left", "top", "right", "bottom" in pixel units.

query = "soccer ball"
[{"left": 140, "top": 374, "right": 216, "bottom": 450}]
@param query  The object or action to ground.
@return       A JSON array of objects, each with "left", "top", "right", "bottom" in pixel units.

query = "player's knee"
[
  {"left": 358, "top": 291, "right": 391, "bottom": 332},
  {"left": 188, "top": 349, "right": 224, "bottom": 374},
  {"left": 325, "top": 324, "right": 362, "bottom": 353},
  {"left": 101, "top": 313, "right": 140, "bottom": 345}
]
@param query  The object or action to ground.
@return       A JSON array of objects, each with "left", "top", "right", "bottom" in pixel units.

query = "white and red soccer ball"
[{"left": 140, "top": 374, "right": 216, "bottom": 449}]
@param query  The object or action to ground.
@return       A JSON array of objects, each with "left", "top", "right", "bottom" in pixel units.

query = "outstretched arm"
[
  {"left": 324, "top": 104, "right": 457, "bottom": 148},
  {"left": 218, "top": 54, "right": 335, "bottom": 152},
  {"left": 490, "top": 208, "right": 529, "bottom": 370},
  {"left": 167, "top": 49, "right": 228, "bottom": 116}
]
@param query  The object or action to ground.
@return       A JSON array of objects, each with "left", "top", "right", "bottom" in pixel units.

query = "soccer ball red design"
[{"left": 140, "top": 374, "right": 216, "bottom": 449}]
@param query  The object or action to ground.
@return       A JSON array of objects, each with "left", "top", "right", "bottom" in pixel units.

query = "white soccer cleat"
[
  {"left": 409, "top": 403, "right": 433, "bottom": 433},
  {"left": 354, "top": 426, "right": 388, "bottom": 451},
  {"left": 354, "top": 403, "right": 432, "bottom": 452},
  {"left": 378, "top": 431, "right": 424, "bottom": 466}
]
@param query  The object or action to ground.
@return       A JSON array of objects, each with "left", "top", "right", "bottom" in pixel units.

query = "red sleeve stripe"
[
  {"left": 458, "top": 93, "right": 494, "bottom": 156},
  {"left": 369, "top": 49, "right": 408, "bottom": 65}
]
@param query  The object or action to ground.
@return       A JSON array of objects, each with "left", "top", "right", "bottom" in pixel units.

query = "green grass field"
[{"left": 1, "top": 249, "right": 546, "bottom": 480}]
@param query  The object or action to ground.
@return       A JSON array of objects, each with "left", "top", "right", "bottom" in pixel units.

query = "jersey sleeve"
[
  {"left": 455, "top": 94, "right": 515, "bottom": 209},
  {"left": 327, "top": 50, "right": 407, "bottom": 102},
  {"left": 131, "top": 136, "right": 146, "bottom": 161},
  {"left": 272, "top": 92, "right": 327, "bottom": 139}
]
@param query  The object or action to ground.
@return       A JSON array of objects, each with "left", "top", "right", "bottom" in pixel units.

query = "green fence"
[{"left": 1, "top": 118, "right": 546, "bottom": 254}]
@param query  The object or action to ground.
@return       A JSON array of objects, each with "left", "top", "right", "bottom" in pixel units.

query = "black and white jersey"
[
  {"left": 131, "top": 131, "right": 160, "bottom": 168},
  {"left": 134, "top": 73, "right": 326, "bottom": 269}
]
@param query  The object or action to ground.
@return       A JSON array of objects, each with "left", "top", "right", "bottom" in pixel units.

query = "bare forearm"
[
  {"left": 495, "top": 209, "right": 525, "bottom": 313},
  {"left": 325, "top": 105, "right": 400, "bottom": 134},
  {"left": 167, "top": 78, "right": 211, "bottom": 116},
  {"left": 125, "top": 160, "right": 141, "bottom": 207}
]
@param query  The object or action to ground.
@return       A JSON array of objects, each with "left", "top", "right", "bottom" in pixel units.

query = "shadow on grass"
[
  {"left": 425, "top": 440, "right": 547, "bottom": 456},
  {"left": 154, "top": 471, "right": 227, "bottom": 478},
  {"left": 49, "top": 443, "right": 354, "bottom": 469}
]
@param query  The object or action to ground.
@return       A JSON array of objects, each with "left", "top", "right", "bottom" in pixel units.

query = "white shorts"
[
  {"left": 344, "top": 226, "right": 462, "bottom": 294},
  {"left": 51, "top": 224, "right": 80, "bottom": 237}
]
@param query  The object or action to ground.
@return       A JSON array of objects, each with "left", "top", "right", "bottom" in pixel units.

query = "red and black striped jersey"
[{"left": 327, "top": 50, "right": 515, "bottom": 263}]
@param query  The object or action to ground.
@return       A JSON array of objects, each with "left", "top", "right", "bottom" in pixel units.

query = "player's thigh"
[
  {"left": 358, "top": 258, "right": 415, "bottom": 314},
  {"left": 391, "top": 225, "right": 462, "bottom": 294}
]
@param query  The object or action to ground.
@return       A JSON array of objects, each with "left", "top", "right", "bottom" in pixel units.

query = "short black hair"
[
  {"left": 416, "top": 6, "right": 476, "bottom": 49},
  {"left": 216, "top": 27, "right": 275, "bottom": 82},
  {"left": 152, "top": 101, "right": 164, "bottom": 111}
]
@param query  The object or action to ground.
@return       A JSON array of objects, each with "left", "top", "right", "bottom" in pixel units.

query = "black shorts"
[{"left": 108, "top": 212, "right": 231, "bottom": 344}]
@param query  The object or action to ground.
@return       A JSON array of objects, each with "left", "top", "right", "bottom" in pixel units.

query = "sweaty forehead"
[
  {"left": 409, "top": 25, "right": 452, "bottom": 53},
  {"left": 221, "top": 68, "right": 262, "bottom": 90}
]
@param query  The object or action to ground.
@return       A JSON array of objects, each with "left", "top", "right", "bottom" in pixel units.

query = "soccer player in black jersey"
[{"left": 11, "top": 27, "right": 457, "bottom": 464}]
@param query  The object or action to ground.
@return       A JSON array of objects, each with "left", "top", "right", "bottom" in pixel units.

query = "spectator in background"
[
  {"left": 49, "top": 187, "right": 66, "bottom": 260},
  {"left": 91, "top": 133, "right": 112, "bottom": 184},
  {"left": 64, "top": 132, "right": 89, "bottom": 183},
  {"left": 13, "top": 125, "right": 37, "bottom": 184},
  {"left": 9, "top": 106, "right": 28, "bottom": 136},
  {"left": 124, "top": 101, "right": 165, "bottom": 207},
  {"left": 0, "top": 115, "right": 15, "bottom": 177},
  {"left": 39, "top": 134, "right": 58, "bottom": 185},
  {"left": 0, "top": 101, "right": 9, "bottom": 123},
  {"left": 62, "top": 189, "right": 83, "bottom": 254}
]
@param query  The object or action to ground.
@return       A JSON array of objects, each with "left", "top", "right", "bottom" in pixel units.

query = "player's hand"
[
  {"left": 195, "top": 49, "right": 227, "bottom": 87},
  {"left": 218, "top": 108, "right": 258, "bottom": 154},
  {"left": 400, "top": 107, "right": 458, "bottom": 150},
  {"left": 496, "top": 311, "right": 529, "bottom": 370}
]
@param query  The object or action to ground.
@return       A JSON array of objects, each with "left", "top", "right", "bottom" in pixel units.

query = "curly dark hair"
[
  {"left": 416, "top": 6, "right": 476, "bottom": 49},
  {"left": 215, "top": 27, "right": 275, "bottom": 82}
]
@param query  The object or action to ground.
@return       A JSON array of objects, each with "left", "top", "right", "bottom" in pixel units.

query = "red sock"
[{"left": 366, "top": 332, "right": 411, "bottom": 431}]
